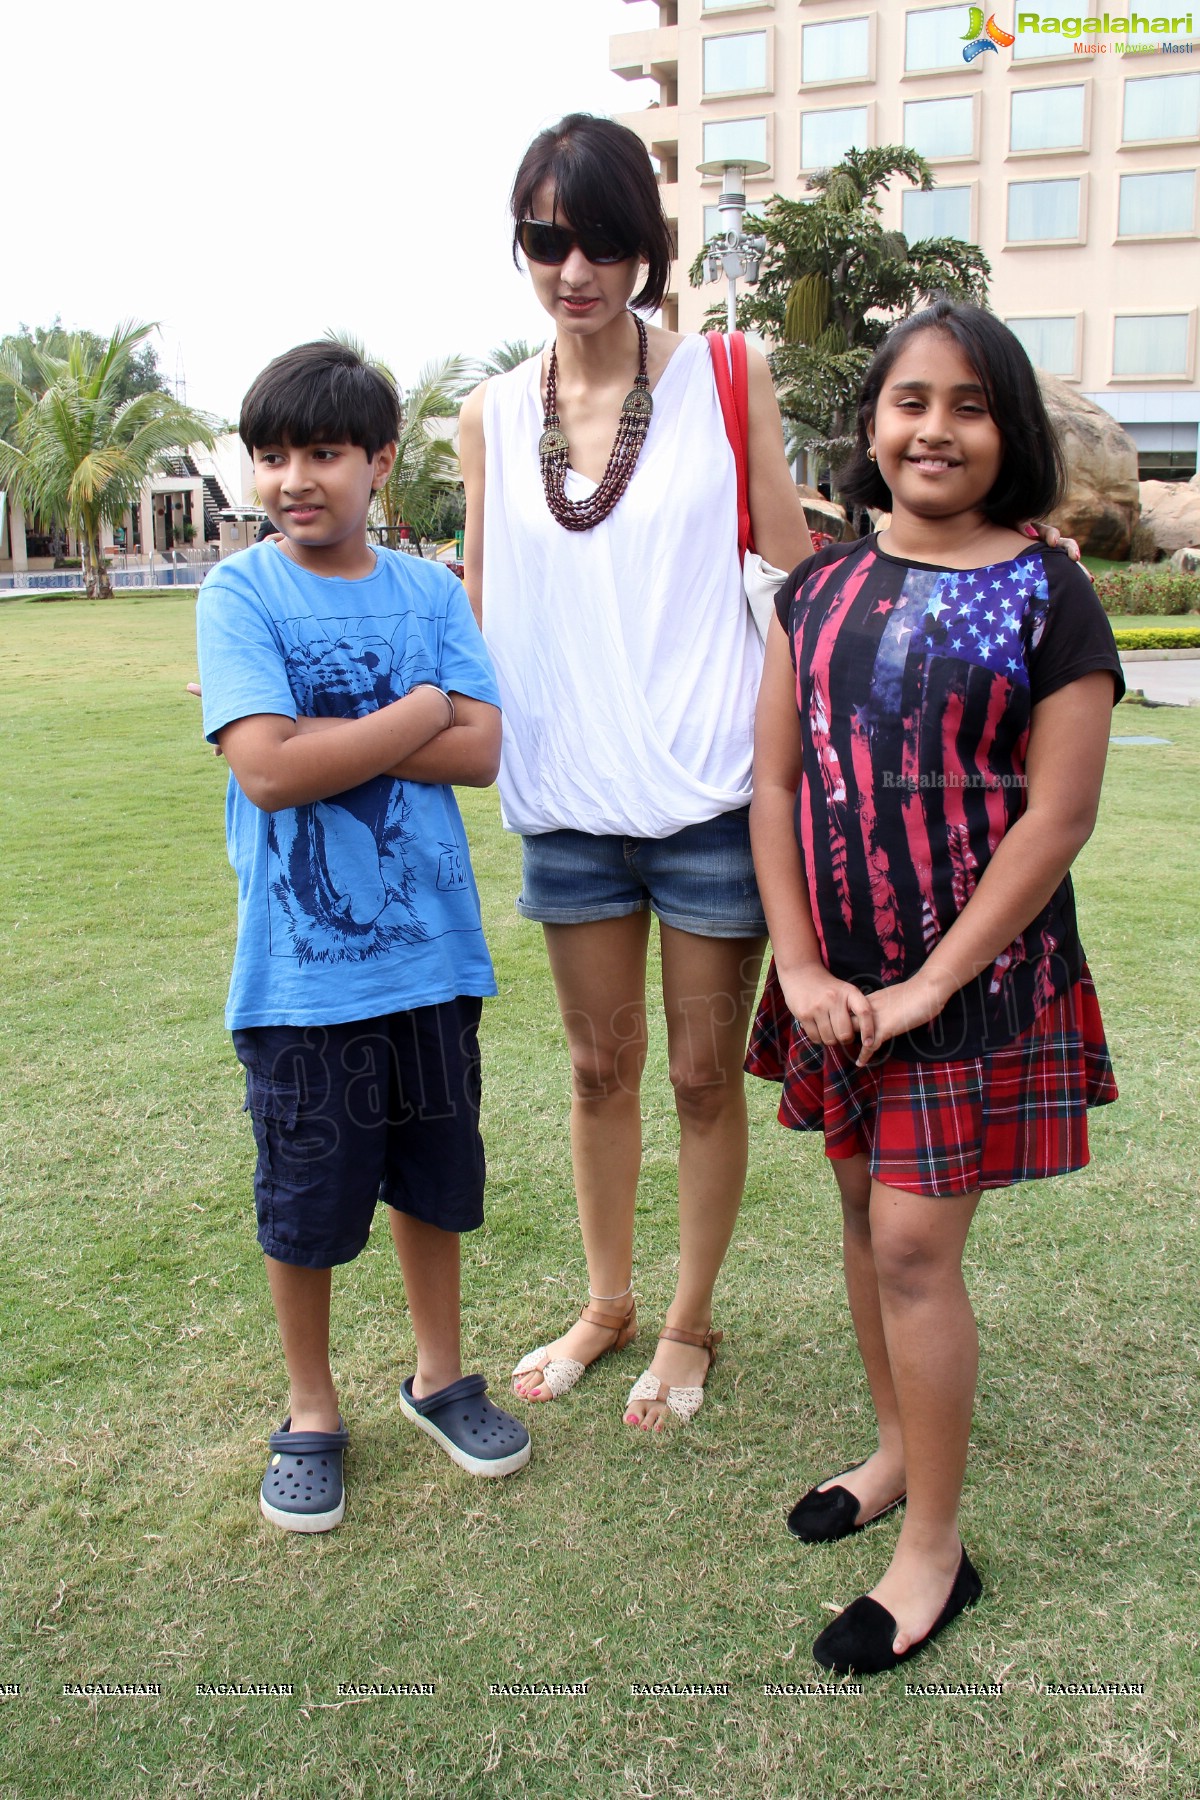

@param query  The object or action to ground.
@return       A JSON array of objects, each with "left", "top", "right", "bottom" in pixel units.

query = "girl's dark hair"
[
  {"left": 838, "top": 299, "right": 1065, "bottom": 527},
  {"left": 510, "top": 113, "right": 674, "bottom": 313},
  {"left": 239, "top": 342, "right": 400, "bottom": 458}
]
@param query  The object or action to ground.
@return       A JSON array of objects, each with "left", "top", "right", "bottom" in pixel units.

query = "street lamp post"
[{"left": 697, "top": 158, "right": 769, "bottom": 333}]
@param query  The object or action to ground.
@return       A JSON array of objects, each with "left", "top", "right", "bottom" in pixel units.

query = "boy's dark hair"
[
  {"left": 838, "top": 299, "right": 1065, "bottom": 527},
  {"left": 239, "top": 342, "right": 401, "bottom": 458},
  {"left": 510, "top": 113, "right": 674, "bottom": 314}
]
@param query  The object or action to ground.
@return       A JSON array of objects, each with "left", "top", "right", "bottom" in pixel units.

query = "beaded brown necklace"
[{"left": 539, "top": 312, "right": 653, "bottom": 531}]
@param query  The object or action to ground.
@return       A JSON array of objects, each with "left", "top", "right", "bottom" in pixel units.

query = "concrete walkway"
[{"left": 1119, "top": 658, "right": 1200, "bottom": 706}]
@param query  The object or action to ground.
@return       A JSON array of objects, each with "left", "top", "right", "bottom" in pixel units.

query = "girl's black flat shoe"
[
  {"left": 812, "top": 1547, "right": 982, "bottom": 1676},
  {"left": 787, "top": 1463, "right": 906, "bottom": 1543}
]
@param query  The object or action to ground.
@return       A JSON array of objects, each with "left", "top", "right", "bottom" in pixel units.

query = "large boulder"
[
  {"left": 1132, "top": 481, "right": 1200, "bottom": 561},
  {"left": 796, "top": 484, "right": 855, "bottom": 542},
  {"left": 1037, "top": 373, "right": 1140, "bottom": 558},
  {"left": 1169, "top": 545, "right": 1200, "bottom": 573}
]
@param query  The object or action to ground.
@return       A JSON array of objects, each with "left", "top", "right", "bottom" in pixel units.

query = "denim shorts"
[
  {"left": 232, "top": 998, "right": 485, "bottom": 1269},
  {"left": 517, "top": 807, "right": 767, "bottom": 938}
]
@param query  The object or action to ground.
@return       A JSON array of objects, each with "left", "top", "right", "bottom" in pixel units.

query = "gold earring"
[{"left": 867, "top": 444, "right": 877, "bottom": 462}]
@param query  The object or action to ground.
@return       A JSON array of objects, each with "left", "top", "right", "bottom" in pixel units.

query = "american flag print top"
[{"left": 776, "top": 535, "right": 1124, "bottom": 1061}]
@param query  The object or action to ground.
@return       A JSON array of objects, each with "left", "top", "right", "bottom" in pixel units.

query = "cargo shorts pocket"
[
  {"left": 242, "top": 1069, "right": 305, "bottom": 1190},
  {"left": 245, "top": 1067, "right": 343, "bottom": 1166}
]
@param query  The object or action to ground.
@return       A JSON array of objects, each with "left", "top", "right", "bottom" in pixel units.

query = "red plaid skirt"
[{"left": 745, "top": 962, "right": 1117, "bottom": 1198}]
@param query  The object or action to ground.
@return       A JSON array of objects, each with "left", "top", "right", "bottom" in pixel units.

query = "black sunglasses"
[{"left": 516, "top": 217, "right": 634, "bottom": 267}]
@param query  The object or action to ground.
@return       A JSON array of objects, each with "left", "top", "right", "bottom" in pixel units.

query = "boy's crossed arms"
[{"left": 215, "top": 686, "right": 500, "bottom": 812}]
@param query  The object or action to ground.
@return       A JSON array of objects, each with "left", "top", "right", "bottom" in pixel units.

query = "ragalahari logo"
[{"left": 962, "top": 8, "right": 1018, "bottom": 57}]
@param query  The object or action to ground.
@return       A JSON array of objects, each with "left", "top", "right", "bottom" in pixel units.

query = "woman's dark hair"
[
  {"left": 239, "top": 342, "right": 401, "bottom": 458},
  {"left": 510, "top": 113, "right": 674, "bottom": 313},
  {"left": 837, "top": 299, "right": 1065, "bottom": 527}
]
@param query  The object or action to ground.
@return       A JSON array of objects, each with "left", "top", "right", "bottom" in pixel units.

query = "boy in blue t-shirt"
[{"left": 196, "top": 341, "right": 529, "bottom": 1530}]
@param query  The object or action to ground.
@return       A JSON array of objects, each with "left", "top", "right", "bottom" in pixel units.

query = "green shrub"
[
  {"left": 1093, "top": 566, "right": 1200, "bottom": 616},
  {"left": 1112, "top": 626, "right": 1200, "bottom": 650}
]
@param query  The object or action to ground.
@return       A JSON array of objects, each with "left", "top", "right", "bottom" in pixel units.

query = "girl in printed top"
[{"left": 747, "top": 300, "right": 1123, "bottom": 1676}]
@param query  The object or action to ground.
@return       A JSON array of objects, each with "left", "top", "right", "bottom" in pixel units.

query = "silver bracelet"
[{"left": 416, "top": 684, "right": 455, "bottom": 730}]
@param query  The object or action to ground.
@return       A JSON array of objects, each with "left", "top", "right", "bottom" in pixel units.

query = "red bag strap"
[{"left": 707, "top": 330, "right": 755, "bottom": 559}]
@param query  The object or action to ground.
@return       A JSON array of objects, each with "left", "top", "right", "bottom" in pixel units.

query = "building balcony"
[
  {"left": 611, "top": 27, "right": 679, "bottom": 91},
  {"left": 619, "top": 101, "right": 679, "bottom": 154}
]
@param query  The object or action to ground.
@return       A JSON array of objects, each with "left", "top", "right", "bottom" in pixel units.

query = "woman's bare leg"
[
  {"left": 624, "top": 927, "right": 765, "bottom": 1428},
  {"left": 512, "top": 912, "right": 650, "bottom": 1398}
]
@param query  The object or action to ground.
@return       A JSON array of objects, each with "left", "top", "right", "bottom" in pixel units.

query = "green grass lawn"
[
  {"left": 1, "top": 586, "right": 195, "bottom": 605},
  {"left": 1, "top": 596, "right": 1197, "bottom": 1799}
]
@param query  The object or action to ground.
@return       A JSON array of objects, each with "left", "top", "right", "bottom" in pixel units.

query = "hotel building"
[{"left": 610, "top": 3, "right": 1200, "bottom": 477}]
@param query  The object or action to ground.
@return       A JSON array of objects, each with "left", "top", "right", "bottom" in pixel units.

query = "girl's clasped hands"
[{"left": 775, "top": 964, "right": 948, "bottom": 1068}]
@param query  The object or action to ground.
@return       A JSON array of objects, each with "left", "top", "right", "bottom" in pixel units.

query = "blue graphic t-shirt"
[{"left": 196, "top": 542, "right": 500, "bottom": 1029}]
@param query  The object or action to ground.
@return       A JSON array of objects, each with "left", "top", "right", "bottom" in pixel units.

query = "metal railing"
[{"left": 0, "top": 549, "right": 221, "bottom": 593}]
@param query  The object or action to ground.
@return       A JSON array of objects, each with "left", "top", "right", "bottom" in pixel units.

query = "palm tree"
[
  {"left": 375, "top": 354, "right": 480, "bottom": 553},
  {"left": 479, "top": 338, "right": 543, "bottom": 376},
  {"left": 691, "top": 147, "right": 991, "bottom": 490},
  {"left": 0, "top": 321, "right": 215, "bottom": 598},
  {"left": 323, "top": 331, "right": 478, "bottom": 554}
]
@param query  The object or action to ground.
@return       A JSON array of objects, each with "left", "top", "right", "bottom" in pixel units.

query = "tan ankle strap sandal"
[
  {"left": 511, "top": 1297, "right": 638, "bottom": 1400},
  {"left": 626, "top": 1325, "right": 723, "bottom": 1424}
]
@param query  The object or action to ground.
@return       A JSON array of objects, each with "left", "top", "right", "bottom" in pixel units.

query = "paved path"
[{"left": 1119, "top": 658, "right": 1200, "bottom": 707}]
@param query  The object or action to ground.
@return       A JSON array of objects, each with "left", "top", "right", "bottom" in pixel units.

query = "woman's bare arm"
[
  {"left": 459, "top": 381, "right": 488, "bottom": 627},
  {"left": 745, "top": 348, "right": 814, "bottom": 575}
]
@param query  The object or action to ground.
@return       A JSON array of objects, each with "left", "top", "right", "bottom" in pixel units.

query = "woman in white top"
[{"left": 459, "top": 114, "right": 813, "bottom": 1429}]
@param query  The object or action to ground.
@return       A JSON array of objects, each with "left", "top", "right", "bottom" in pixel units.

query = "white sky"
[{"left": 4, "top": 0, "right": 657, "bottom": 421}]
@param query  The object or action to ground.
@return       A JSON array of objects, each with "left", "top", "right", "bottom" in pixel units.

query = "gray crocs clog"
[
  {"left": 259, "top": 1416, "right": 349, "bottom": 1532},
  {"left": 399, "top": 1375, "right": 531, "bottom": 1477}
]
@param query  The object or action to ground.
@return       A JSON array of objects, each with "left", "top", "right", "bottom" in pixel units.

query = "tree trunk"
[
  {"left": 80, "top": 526, "right": 97, "bottom": 599},
  {"left": 83, "top": 517, "right": 112, "bottom": 599}
]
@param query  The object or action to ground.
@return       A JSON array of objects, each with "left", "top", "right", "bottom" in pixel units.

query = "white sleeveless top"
[{"left": 481, "top": 333, "right": 763, "bottom": 839}]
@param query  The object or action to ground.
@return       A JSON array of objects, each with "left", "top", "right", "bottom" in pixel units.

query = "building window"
[
  {"left": 1123, "top": 72, "right": 1200, "bottom": 143},
  {"left": 905, "top": 6, "right": 971, "bottom": 74},
  {"left": 902, "top": 185, "right": 972, "bottom": 242},
  {"left": 1012, "top": 27, "right": 1075, "bottom": 61},
  {"left": 1009, "top": 85, "right": 1085, "bottom": 154},
  {"left": 1113, "top": 314, "right": 1191, "bottom": 377},
  {"left": 702, "top": 0, "right": 770, "bottom": 11},
  {"left": 703, "top": 32, "right": 768, "bottom": 95},
  {"left": 1007, "top": 177, "right": 1082, "bottom": 243},
  {"left": 1117, "top": 170, "right": 1196, "bottom": 238},
  {"left": 801, "top": 17, "right": 869, "bottom": 85},
  {"left": 801, "top": 106, "right": 869, "bottom": 170},
  {"left": 903, "top": 96, "right": 974, "bottom": 161},
  {"left": 1006, "top": 316, "right": 1078, "bottom": 376},
  {"left": 703, "top": 117, "right": 769, "bottom": 165}
]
